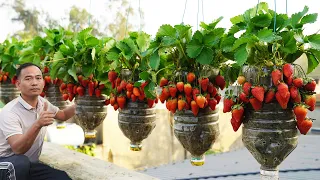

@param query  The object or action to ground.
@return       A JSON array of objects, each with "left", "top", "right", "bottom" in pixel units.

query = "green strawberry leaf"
[
  {"left": 196, "top": 47, "right": 213, "bottom": 65},
  {"left": 307, "top": 34, "right": 320, "bottom": 50},
  {"left": 235, "top": 44, "right": 248, "bottom": 66},
  {"left": 150, "top": 50, "right": 160, "bottom": 70}
]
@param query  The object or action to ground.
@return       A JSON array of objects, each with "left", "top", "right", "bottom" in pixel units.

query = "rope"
[
  {"left": 181, "top": 0, "right": 188, "bottom": 23},
  {"left": 202, "top": 0, "right": 204, "bottom": 22},
  {"left": 255, "top": 0, "right": 260, "bottom": 15},
  {"left": 197, "top": 0, "right": 200, "bottom": 30},
  {"left": 273, "top": 0, "right": 277, "bottom": 32},
  {"left": 88, "top": 0, "right": 92, "bottom": 26},
  {"left": 139, "top": 0, "right": 142, "bottom": 32},
  {"left": 125, "top": 1, "right": 131, "bottom": 37},
  {"left": 286, "top": 0, "right": 288, "bottom": 14}
]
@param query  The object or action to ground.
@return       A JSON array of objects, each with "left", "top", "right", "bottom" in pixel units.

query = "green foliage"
[{"left": 229, "top": 2, "right": 320, "bottom": 74}]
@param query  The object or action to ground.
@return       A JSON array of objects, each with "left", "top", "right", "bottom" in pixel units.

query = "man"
[{"left": 0, "top": 63, "right": 75, "bottom": 180}]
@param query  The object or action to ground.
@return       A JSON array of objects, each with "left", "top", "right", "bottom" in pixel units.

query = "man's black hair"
[{"left": 16, "top": 63, "right": 42, "bottom": 79}]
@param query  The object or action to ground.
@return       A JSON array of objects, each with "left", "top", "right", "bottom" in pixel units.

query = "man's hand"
[{"left": 37, "top": 101, "right": 55, "bottom": 127}]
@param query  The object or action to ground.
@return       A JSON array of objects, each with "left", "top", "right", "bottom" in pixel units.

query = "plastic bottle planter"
[
  {"left": 45, "top": 84, "right": 69, "bottom": 129},
  {"left": 74, "top": 93, "right": 107, "bottom": 139},
  {"left": 242, "top": 66, "right": 298, "bottom": 179},
  {"left": 0, "top": 83, "right": 20, "bottom": 104},
  {"left": 173, "top": 107, "right": 219, "bottom": 166},
  {"left": 118, "top": 101, "right": 156, "bottom": 151}
]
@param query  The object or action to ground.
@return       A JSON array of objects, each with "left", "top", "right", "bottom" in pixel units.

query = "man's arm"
[
  {"left": 7, "top": 102, "right": 55, "bottom": 154},
  {"left": 7, "top": 123, "right": 42, "bottom": 154},
  {"left": 54, "top": 104, "right": 76, "bottom": 121}
]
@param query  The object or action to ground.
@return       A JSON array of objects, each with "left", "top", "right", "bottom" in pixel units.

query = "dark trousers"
[{"left": 0, "top": 155, "right": 71, "bottom": 180}]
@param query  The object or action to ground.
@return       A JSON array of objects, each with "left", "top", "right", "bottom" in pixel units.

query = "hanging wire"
[
  {"left": 273, "top": 0, "right": 277, "bottom": 32},
  {"left": 286, "top": 0, "right": 288, "bottom": 14},
  {"left": 88, "top": 0, "right": 92, "bottom": 26},
  {"left": 197, "top": 0, "right": 200, "bottom": 30},
  {"left": 125, "top": 1, "right": 132, "bottom": 37},
  {"left": 255, "top": 0, "right": 260, "bottom": 15},
  {"left": 181, "top": 0, "right": 188, "bottom": 23},
  {"left": 202, "top": 0, "right": 204, "bottom": 22},
  {"left": 139, "top": 0, "right": 142, "bottom": 32}
]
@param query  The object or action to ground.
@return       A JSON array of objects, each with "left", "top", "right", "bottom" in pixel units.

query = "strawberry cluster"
[
  {"left": 158, "top": 72, "right": 226, "bottom": 116},
  {"left": 106, "top": 70, "right": 158, "bottom": 110},
  {"left": 0, "top": 71, "right": 17, "bottom": 85},
  {"left": 224, "top": 63, "right": 317, "bottom": 134}
]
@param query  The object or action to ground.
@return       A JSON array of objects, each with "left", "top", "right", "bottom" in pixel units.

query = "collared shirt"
[{"left": 0, "top": 95, "right": 59, "bottom": 162}]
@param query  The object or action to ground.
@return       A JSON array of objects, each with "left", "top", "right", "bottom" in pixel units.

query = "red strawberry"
[
  {"left": 162, "top": 87, "right": 170, "bottom": 99},
  {"left": 283, "top": 63, "right": 293, "bottom": 78},
  {"left": 77, "top": 75, "right": 83, "bottom": 82},
  {"left": 178, "top": 99, "right": 186, "bottom": 111},
  {"left": 251, "top": 86, "right": 265, "bottom": 102},
  {"left": 110, "top": 96, "right": 116, "bottom": 105},
  {"left": 231, "top": 104, "right": 244, "bottom": 123},
  {"left": 292, "top": 91, "right": 302, "bottom": 103},
  {"left": 271, "top": 69, "right": 282, "bottom": 86},
  {"left": 73, "top": 85, "right": 78, "bottom": 94},
  {"left": 169, "top": 85, "right": 177, "bottom": 97},
  {"left": 40, "top": 91, "right": 46, "bottom": 97},
  {"left": 277, "top": 82, "right": 289, "bottom": 99},
  {"left": 187, "top": 72, "right": 196, "bottom": 83},
  {"left": 230, "top": 117, "right": 241, "bottom": 132},
  {"left": 196, "top": 95, "right": 206, "bottom": 108},
  {"left": 208, "top": 98, "right": 217, "bottom": 111},
  {"left": 115, "top": 77, "right": 121, "bottom": 87},
  {"left": 81, "top": 79, "right": 89, "bottom": 88},
  {"left": 290, "top": 86, "right": 298, "bottom": 99},
  {"left": 304, "top": 79, "right": 316, "bottom": 91},
  {"left": 113, "top": 103, "right": 119, "bottom": 111},
  {"left": 95, "top": 89, "right": 101, "bottom": 97},
  {"left": 120, "top": 80, "right": 127, "bottom": 90},
  {"left": 62, "top": 94, "right": 69, "bottom": 101},
  {"left": 141, "top": 81, "right": 148, "bottom": 89},
  {"left": 88, "top": 82, "right": 94, "bottom": 96},
  {"left": 243, "top": 82, "right": 252, "bottom": 95},
  {"left": 133, "top": 87, "right": 141, "bottom": 97},
  {"left": 44, "top": 76, "right": 51, "bottom": 84},
  {"left": 159, "top": 77, "right": 168, "bottom": 87},
  {"left": 264, "top": 88, "right": 275, "bottom": 103},
  {"left": 117, "top": 96, "right": 126, "bottom": 109},
  {"left": 304, "top": 94, "right": 316, "bottom": 111},
  {"left": 239, "top": 92, "right": 249, "bottom": 103},
  {"left": 293, "top": 77, "right": 303, "bottom": 88},
  {"left": 126, "top": 91, "right": 132, "bottom": 99},
  {"left": 276, "top": 91, "right": 290, "bottom": 109},
  {"left": 76, "top": 86, "right": 85, "bottom": 96},
  {"left": 210, "top": 86, "right": 218, "bottom": 97},
  {"left": 147, "top": 98, "right": 155, "bottom": 108},
  {"left": 98, "top": 84, "right": 105, "bottom": 90},
  {"left": 108, "top": 70, "right": 117, "bottom": 82},
  {"left": 215, "top": 75, "right": 226, "bottom": 90},
  {"left": 43, "top": 66, "right": 49, "bottom": 73},
  {"left": 199, "top": 78, "right": 209, "bottom": 92},
  {"left": 191, "top": 100, "right": 199, "bottom": 116},
  {"left": 67, "top": 83, "right": 74, "bottom": 94},
  {"left": 207, "top": 82, "right": 214, "bottom": 94},
  {"left": 60, "top": 83, "right": 67, "bottom": 90},
  {"left": 184, "top": 83, "right": 192, "bottom": 96},
  {"left": 192, "top": 88, "right": 200, "bottom": 101},
  {"left": 11, "top": 76, "right": 17, "bottom": 84},
  {"left": 176, "top": 82, "right": 184, "bottom": 92},
  {"left": 215, "top": 94, "right": 221, "bottom": 104},
  {"left": 223, "top": 97, "right": 234, "bottom": 113},
  {"left": 105, "top": 99, "right": 110, "bottom": 106},
  {"left": 131, "top": 94, "right": 137, "bottom": 102},
  {"left": 126, "top": 83, "right": 133, "bottom": 92},
  {"left": 297, "top": 118, "right": 313, "bottom": 135},
  {"left": 68, "top": 93, "right": 74, "bottom": 101},
  {"left": 186, "top": 95, "right": 192, "bottom": 105},
  {"left": 249, "top": 97, "right": 262, "bottom": 111},
  {"left": 293, "top": 103, "right": 308, "bottom": 122},
  {"left": 284, "top": 75, "right": 293, "bottom": 86},
  {"left": 170, "top": 98, "right": 178, "bottom": 114}
]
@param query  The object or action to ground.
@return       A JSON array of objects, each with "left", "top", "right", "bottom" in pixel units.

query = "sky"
[{"left": 0, "top": 0, "right": 319, "bottom": 41}]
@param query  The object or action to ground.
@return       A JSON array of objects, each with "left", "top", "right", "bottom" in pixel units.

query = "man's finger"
[{"left": 43, "top": 101, "right": 48, "bottom": 111}]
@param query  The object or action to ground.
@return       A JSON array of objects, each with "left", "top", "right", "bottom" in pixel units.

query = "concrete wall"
[{"left": 100, "top": 103, "right": 242, "bottom": 170}]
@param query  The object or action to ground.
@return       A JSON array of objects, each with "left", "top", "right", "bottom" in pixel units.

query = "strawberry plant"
[
  {"left": 49, "top": 28, "right": 110, "bottom": 102},
  {"left": 223, "top": 2, "right": 319, "bottom": 134},
  {"left": 0, "top": 38, "right": 24, "bottom": 84},
  {"left": 104, "top": 31, "right": 159, "bottom": 110},
  {"left": 145, "top": 19, "right": 235, "bottom": 116}
]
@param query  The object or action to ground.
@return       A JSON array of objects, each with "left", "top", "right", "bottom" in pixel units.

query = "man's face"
[{"left": 16, "top": 66, "right": 44, "bottom": 97}]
